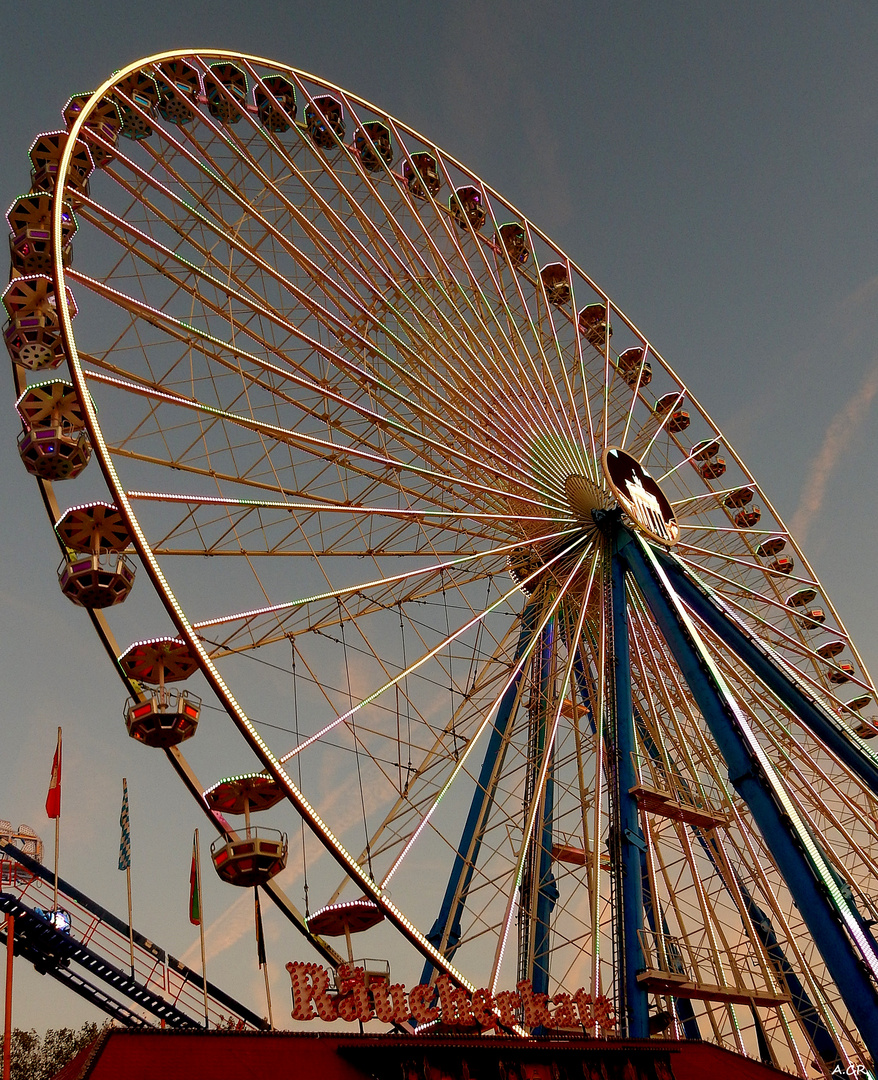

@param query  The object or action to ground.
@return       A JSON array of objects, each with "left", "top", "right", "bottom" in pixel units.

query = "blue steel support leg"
[
  {"left": 611, "top": 549, "right": 650, "bottom": 1037},
  {"left": 421, "top": 601, "right": 538, "bottom": 983},
  {"left": 532, "top": 617, "right": 558, "bottom": 996},
  {"left": 618, "top": 531, "right": 878, "bottom": 1060},
  {"left": 655, "top": 548, "right": 878, "bottom": 796}
]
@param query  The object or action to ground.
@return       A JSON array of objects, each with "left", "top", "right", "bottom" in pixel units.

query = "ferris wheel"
[{"left": 7, "top": 49, "right": 878, "bottom": 1073}]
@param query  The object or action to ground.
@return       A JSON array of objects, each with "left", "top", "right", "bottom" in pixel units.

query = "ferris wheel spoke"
[
  {"left": 551, "top": 280, "right": 601, "bottom": 483},
  {"left": 675, "top": 579, "right": 870, "bottom": 709},
  {"left": 570, "top": 328, "right": 602, "bottom": 480},
  {"left": 441, "top": 200, "right": 587, "bottom": 469},
  {"left": 278, "top": 531, "right": 595, "bottom": 764},
  {"left": 615, "top": 348, "right": 654, "bottom": 453},
  {"left": 81, "top": 361, "right": 565, "bottom": 517},
  {"left": 598, "top": 302, "right": 614, "bottom": 454},
  {"left": 376, "top": 626, "right": 539, "bottom": 896},
  {"left": 473, "top": 555, "right": 593, "bottom": 990},
  {"left": 73, "top": 196, "right": 550, "bottom": 492},
  {"left": 530, "top": 260, "right": 589, "bottom": 442},
  {"left": 688, "top": 532, "right": 878, "bottom": 699},
  {"left": 672, "top": 552, "right": 810, "bottom": 623},
  {"left": 322, "top": 143, "right": 585, "bottom": 458},
  {"left": 95, "top": 149, "right": 557, "bottom": 487},
  {"left": 175, "top": 95, "right": 567, "bottom": 465},
  {"left": 125, "top": 488, "right": 568, "bottom": 534},
  {"left": 677, "top": 541, "right": 818, "bottom": 588},
  {"left": 394, "top": 549, "right": 601, "bottom": 968},
  {"left": 636, "top": 387, "right": 685, "bottom": 462},
  {"left": 166, "top": 529, "right": 571, "bottom": 647},
  {"left": 628, "top": 595, "right": 732, "bottom": 806},
  {"left": 538, "top": 286, "right": 600, "bottom": 480},
  {"left": 675, "top": 522, "right": 779, "bottom": 537},
  {"left": 669, "top": 561, "right": 838, "bottom": 669},
  {"left": 302, "top": 598, "right": 535, "bottom": 914},
  {"left": 320, "top": 626, "right": 526, "bottom": 903},
  {"left": 657, "top": 443, "right": 727, "bottom": 485},
  {"left": 670, "top": 485, "right": 758, "bottom": 515},
  {"left": 311, "top": 138, "right": 570, "bottom": 447},
  {"left": 186, "top": 551, "right": 512, "bottom": 635}
]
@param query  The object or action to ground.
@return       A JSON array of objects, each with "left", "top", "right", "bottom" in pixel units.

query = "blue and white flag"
[{"left": 118, "top": 778, "right": 131, "bottom": 871}]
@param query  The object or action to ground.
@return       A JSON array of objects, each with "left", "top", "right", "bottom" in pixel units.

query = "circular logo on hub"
[{"left": 602, "top": 447, "right": 679, "bottom": 546}]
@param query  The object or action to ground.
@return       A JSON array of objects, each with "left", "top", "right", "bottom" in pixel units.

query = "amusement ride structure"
[{"left": 5, "top": 49, "right": 878, "bottom": 1076}]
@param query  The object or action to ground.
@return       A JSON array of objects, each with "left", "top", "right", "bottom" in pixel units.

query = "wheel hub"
[{"left": 508, "top": 472, "right": 609, "bottom": 595}]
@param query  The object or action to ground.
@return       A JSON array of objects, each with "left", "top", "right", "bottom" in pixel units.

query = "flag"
[
  {"left": 118, "top": 779, "right": 131, "bottom": 871},
  {"left": 46, "top": 729, "right": 62, "bottom": 819},
  {"left": 189, "top": 833, "right": 201, "bottom": 925},
  {"left": 255, "top": 889, "right": 267, "bottom": 968}
]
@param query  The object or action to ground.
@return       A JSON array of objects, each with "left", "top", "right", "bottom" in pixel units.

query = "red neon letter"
[
  {"left": 436, "top": 974, "right": 474, "bottom": 1026},
  {"left": 493, "top": 989, "right": 521, "bottom": 1029},
  {"left": 286, "top": 961, "right": 338, "bottom": 1022},
  {"left": 372, "top": 981, "right": 409, "bottom": 1024},
  {"left": 517, "top": 979, "right": 551, "bottom": 1030},
  {"left": 409, "top": 984, "right": 440, "bottom": 1024}
]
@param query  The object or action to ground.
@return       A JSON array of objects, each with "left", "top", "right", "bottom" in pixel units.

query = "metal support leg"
[
  {"left": 531, "top": 618, "right": 558, "bottom": 996},
  {"left": 611, "top": 550, "right": 650, "bottom": 1037},
  {"left": 3, "top": 914, "right": 12, "bottom": 1080}
]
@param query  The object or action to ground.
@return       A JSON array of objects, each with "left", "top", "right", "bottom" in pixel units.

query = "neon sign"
[{"left": 286, "top": 962, "right": 616, "bottom": 1033}]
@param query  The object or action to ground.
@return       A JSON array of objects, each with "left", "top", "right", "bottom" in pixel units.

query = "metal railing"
[
  {"left": 631, "top": 752, "right": 726, "bottom": 816},
  {"left": 1, "top": 842, "right": 265, "bottom": 1029}
]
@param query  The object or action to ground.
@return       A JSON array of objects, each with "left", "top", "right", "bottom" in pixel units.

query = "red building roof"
[{"left": 51, "top": 1030, "right": 800, "bottom": 1080}]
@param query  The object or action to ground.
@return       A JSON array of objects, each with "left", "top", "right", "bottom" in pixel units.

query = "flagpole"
[
  {"left": 51, "top": 727, "right": 62, "bottom": 913},
  {"left": 120, "top": 778, "right": 134, "bottom": 978},
  {"left": 53, "top": 815, "right": 60, "bottom": 913},
  {"left": 3, "top": 913, "right": 13, "bottom": 1080},
  {"left": 255, "top": 890, "right": 273, "bottom": 1029},
  {"left": 126, "top": 865, "right": 134, "bottom": 978},
  {"left": 262, "top": 960, "right": 273, "bottom": 1030},
  {"left": 194, "top": 829, "right": 209, "bottom": 1028}
]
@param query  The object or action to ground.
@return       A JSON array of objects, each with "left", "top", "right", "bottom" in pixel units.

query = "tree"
[{"left": 9, "top": 1021, "right": 104, "bottom": 1080}]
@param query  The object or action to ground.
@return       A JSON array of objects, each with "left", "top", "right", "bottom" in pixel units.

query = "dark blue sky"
[{"left": 1, "top": 1, "right": 877, "bottom": 1031}]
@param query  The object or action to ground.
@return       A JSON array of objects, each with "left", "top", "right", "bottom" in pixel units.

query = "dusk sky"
[{"left": 1, "top": 1, "right": 877, "bottom": 1034}]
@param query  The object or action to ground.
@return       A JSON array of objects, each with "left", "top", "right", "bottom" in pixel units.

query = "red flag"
[
  {"left": 46, "top": 729, "right": 62, "bottom": 819},
  {"left": 189, "top": 834, "right": 201, "bottom": 925}
]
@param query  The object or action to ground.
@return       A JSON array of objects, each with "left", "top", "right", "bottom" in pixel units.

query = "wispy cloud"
[
  {"left": 788, "top": 363, "right": 878, "bottom": 544},
  {"left": 840, "top": 274, "right": 878, "bottom": 343}
]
